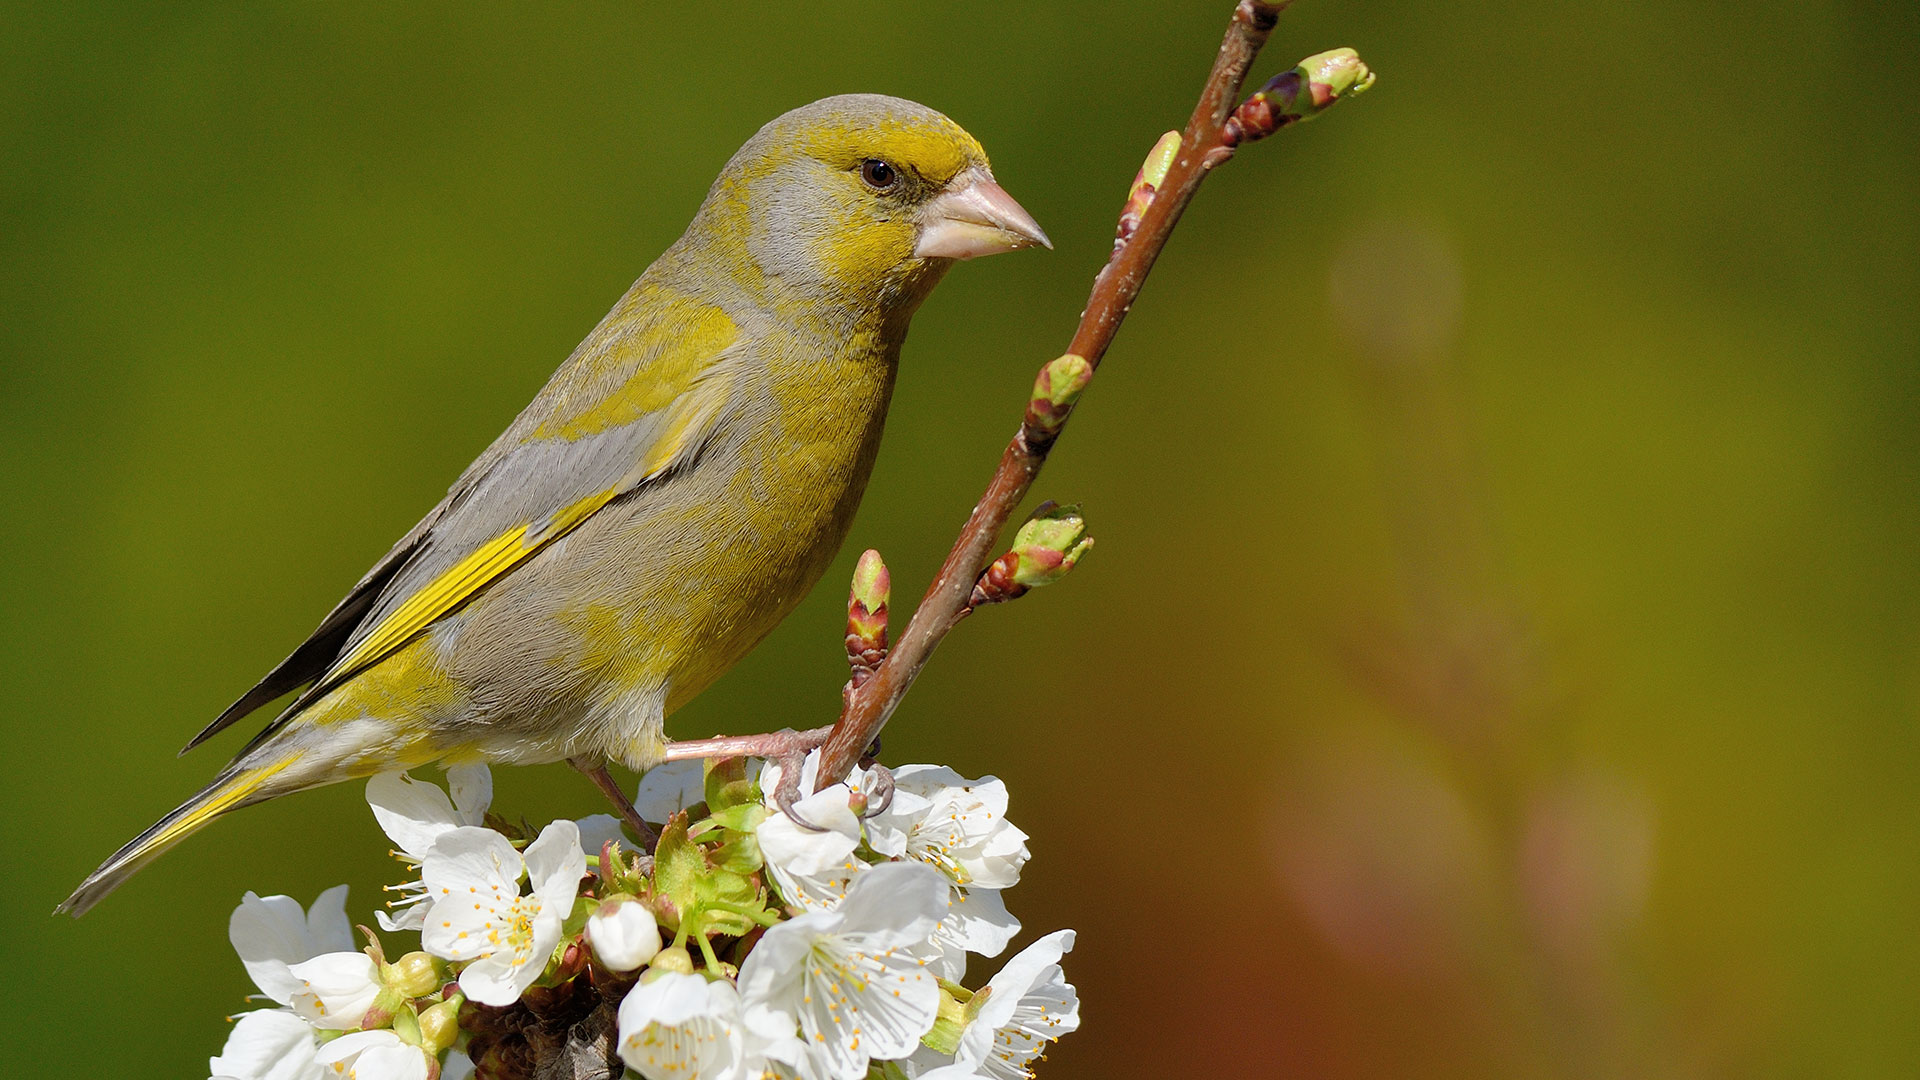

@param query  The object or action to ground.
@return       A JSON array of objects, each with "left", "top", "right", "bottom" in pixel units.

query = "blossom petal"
[
  {"left": 573, "top": 814, "right": 627, "bottom": 859},
  {"left": 456, "top": 951, "right": 533, "bottom": 1008},
  {"left": 304, "top": 885, "right": 355, "bottom": 955},
  {"left": 973, "top": 931, "right": 1074, "bottom": 1035},
  {"left": 587, "top": 898, "right": 661, "bottom": 972},
  {"left": 286, "top": 951, "right": 380, "bottom": 1030},
  {"left": 943, "top": 887, "right": 1021, "bottom": 960},
  {"left": 420, "top": 826, "right": 522, "bottom": 897},
  {"left": 445, "top": 763, "right": 492, "bottom": 825},
  {"left": 314, "top": 1030, "right": 432, "bottom": 1080},
  {"left": 208, "top": 1008, "right": 322, "bottom": 1080},
  {"left": 366, "top": 772, "right": 462, "bottom": 859},
  {"left": 631, "top": 760, "right": 707, "bottom": 822},
  {"left": 524, "top": 819, "right": 587, "bottom": 913},
  {"left": 833, "top": 862, "right": 949, "bottom": 950},
  {"left": 231, "top": 889, "right": 351, "bottom": 1006}
]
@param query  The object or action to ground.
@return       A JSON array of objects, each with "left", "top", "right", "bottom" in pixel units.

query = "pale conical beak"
[{"left": 914, "top": 169, "right": 1052, "bottom": 260}]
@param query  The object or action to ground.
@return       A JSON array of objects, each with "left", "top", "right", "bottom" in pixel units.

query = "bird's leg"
[
  {"left": 659, "top": 726, "right": 897, "bottom": 831},
  {"left": 567, "top": 756, "right": 658, "bottom": 847},
  {"left": 659, "top": 725, "right": 837, "bottom": 763}
]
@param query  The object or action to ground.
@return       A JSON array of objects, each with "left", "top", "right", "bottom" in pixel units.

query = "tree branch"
[{"left": 817, "top": 1, "right": 1373, "bottom": 786}]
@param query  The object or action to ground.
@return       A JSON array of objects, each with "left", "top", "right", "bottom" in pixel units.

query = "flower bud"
[
  {"left": 1007, "top": 502, "right": 1093, "bottom": 588},
  {"left": 382, "top": 951, "right": 443, "bottom": 1000},
  {"left": 1224, "top": 47, "right": 1375, "bottom": 146},
  {"left": 646, "top": 945, "right": 695, "bottom": 976},
  {"left": 1023, "top": 354, "right": 1093, "bottom": 444},
  {"left": 588, "top": 895, "right": 663, "bottom": 973},
  {"left": 971, "top": 502, "right": 1095, "bottom": 606},
  {"left": 845, "top": 549, "right": 890, "bottom": 690},
  {"left": 417, "top": 996, "right": 463, "bottom": 1055},
  {"left": 1115, "top": 132, "right": 1182, "bottom": 251}
]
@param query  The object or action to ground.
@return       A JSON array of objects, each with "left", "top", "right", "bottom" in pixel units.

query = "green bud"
[
  {"left": 650, "top": 945, "right": 695, "bottom": 976},
  {"left": 1224, "top": 47, "right": 1375, "bottom": 146},
  {"left": 1115, "top": 132, "right": 1183, "bottom": 250},
  {"left": 845, "top": 549, "right": 890, "bottom": 688},
  {"left": 382, "top": 951, "right": 443, "bottom": 1000},
  {"left": 849, "top": 549, "right": 890, "bottom": 616},
  {"left": 1009, "top": 502, "right": 1093, "bottom": 588},
  {"left": 1301, "top": 47, "right": 1376, "bottom": 107},
  {"left": 1024, "top": 354, "right": 1093, "bottom": 440},
  {"left": 1140, "top": 130, "right": 1181, "bottom": 190},
  {"left": 417, "top": 996, "right": 463, "bottom": 1054}
]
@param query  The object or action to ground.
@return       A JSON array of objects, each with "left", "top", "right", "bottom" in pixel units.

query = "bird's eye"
[{"left": 859, "top": 158, "right": 900, "bottom": 192}]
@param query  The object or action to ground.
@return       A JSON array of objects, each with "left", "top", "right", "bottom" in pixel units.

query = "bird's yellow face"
[{"left": 695, "top": 95, "right": 1049, "bottom": 315}]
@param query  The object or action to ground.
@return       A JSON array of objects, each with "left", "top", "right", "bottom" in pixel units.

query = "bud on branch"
[
  {"left": 971, "top": 502, "right": 1094, "bottom": 607},
  {"left": 1114, "top": 131, "right": 1182, "bottom": 254},
  {"left": 845, "top": 549, "right": 890, "bottom": 694},
  {"left": 1222, "top": 47, "right": 1375, "bottom": 149},
  {"left": 1021, "top": 354, "right": 1094, "bottom": 452}
]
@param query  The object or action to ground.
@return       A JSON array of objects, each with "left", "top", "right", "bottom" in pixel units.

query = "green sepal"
[
  {"left": 685, "top": 867, "right": 764, "bottom": 939},
  {"left": 920, "top": 985, "right": 971, "bottom": 1055},
  {"left": 390, "top": 1004, "right": 423, "bottom": 1047},
  {"left": 561, "top": 895, "right": 597, "bottom": 942}
]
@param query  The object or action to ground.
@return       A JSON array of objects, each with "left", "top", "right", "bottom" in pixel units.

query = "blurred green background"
[{"left": 4, "top": 1, "right": 1916, "bottom": 1076}]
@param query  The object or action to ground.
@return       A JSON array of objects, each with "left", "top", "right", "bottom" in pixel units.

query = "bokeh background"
[{"left": 5, "top": 1, "right": 1916, "bottom": 1076}]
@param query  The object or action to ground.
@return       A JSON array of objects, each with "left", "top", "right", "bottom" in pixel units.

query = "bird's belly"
[{"left": 439, "top": 423, "right": 878, "bottom": 757}]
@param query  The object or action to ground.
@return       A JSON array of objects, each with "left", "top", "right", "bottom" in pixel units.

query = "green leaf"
[
  {"left": 704, "top": 757, "right": 755, "bottom": 811},
  {"left": 652, "top": 811, "right": 704, "bottom": 923},
  {"left": 703, "top": 802, "right": 768, "bottom": 835},
  {"left": 708, "top": 832, "right": 763, "bottom": 875}
]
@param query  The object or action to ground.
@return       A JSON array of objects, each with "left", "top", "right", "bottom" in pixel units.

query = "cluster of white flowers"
[{"left": 209, "top": 752, "right": 1078, "bottom": 1080}]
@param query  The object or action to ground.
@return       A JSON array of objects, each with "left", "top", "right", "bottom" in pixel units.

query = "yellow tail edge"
[{"left": 56, "top": 753, "right": 301, "bottom": 918}]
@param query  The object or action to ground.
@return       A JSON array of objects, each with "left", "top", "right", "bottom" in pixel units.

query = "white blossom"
[
  {"left": 229, "top": 886, "right": 355, "bottom": 1006},
  {"left": 313, "top": 1030, "right": 433, "bottom": 1080},
  {"left": 927, "top": 887, "right": 1022, "bottom": 983},
  {"left": 865, "top": 767, "right": 1029, "bottom": 890},
  {"left": 419, "top": 819, "right": 586, "bottom": 1006},
  {"left": 285, "top": 950, "right": 381, "bottom": 1030},
  {"left": 587, "top": 896, "right": 662, "bottom": 973},
  {"left": 616, "top": 971, "right": 754, "bottom": 1080},
  {"left": 738, "top": 862, "right": 948, "bottom": 1080},
  {"left": 917, "top": 931, "right": 1079, "bottom": 1080},
  {"left": 366, "top": 766, "right": 491, "bottom": 932},
  {"left": 209, "top": 1007, "right": 323, "bottom": 1080},
  {"left": 756, "top": 752, "right": 896, "bottom": 912},
  {"left": 756, "top": 758, "right": 1028, "bottom": 980}
]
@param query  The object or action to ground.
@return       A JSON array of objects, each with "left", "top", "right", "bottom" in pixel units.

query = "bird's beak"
[{"left": 914, "top": 168, "right": 1052, "bottom": 260}]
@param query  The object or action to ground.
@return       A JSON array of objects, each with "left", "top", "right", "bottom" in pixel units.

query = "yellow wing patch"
[{"left": 329, "top": 487, "right": 620, "bottom": 684}]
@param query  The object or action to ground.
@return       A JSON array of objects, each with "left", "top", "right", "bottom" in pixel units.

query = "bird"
[{"left": 59, "top": 94, "right": 1049, "bottom": 917}]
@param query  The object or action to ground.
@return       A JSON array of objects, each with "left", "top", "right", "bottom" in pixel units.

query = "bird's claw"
[
  {"left": 856, "top": 761, "right": 895, "bottom": 820},
  {"left": 772, "top": 750, "right": 828, "bottom": 832}
]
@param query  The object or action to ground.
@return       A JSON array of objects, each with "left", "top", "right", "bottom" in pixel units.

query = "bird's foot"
[{"left": 662, "top": 726, "right": 891, "bottom": 833}]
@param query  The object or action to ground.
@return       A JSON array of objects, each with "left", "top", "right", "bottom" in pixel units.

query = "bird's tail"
[{"left": 56, "top": 751, "right": 305, "bottom": 917}]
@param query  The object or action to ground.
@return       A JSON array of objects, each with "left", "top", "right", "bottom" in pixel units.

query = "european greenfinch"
[{"left": 61, "top": 94, "right": 1048, "bottom": 916}]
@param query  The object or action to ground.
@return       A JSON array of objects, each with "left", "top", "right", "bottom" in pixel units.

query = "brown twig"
[{"left": 815, "top": 0, "right": 1300, "bottom": 786}]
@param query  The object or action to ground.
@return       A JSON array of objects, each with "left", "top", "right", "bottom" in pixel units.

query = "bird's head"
[{"left": 684, "top": 94, "right": 1049, "bottom": 318}]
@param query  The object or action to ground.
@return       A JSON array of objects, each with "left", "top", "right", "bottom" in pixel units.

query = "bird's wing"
[{"left": 182, "top": 288, "right": 743, "bottom": 755}]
